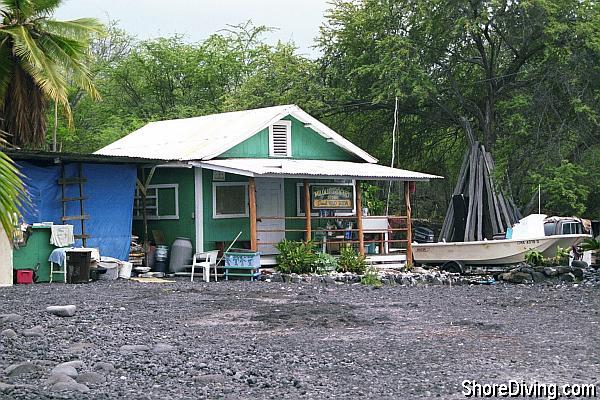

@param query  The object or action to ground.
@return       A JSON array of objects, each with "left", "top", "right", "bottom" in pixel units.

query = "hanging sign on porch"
[{"left": 311, "top": 185, "right": 354, "bottom": 210}]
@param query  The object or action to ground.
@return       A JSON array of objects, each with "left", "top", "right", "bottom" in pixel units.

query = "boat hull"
[{"left": 412, "top": 234, "right": 588, "bottom": 265}]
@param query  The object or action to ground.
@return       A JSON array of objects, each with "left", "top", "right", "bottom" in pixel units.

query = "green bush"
[
  {"left": 337, "top": 245, "right": 367, "bottom": 274},
  {"left": 313, "top": 252, "right": 338, "bottom": 274},
  {"left": 525, "top": 250, "right": 544, "bottom": 266},
  {"left": 275, "top": 239, "right": 316, "bottom": 274},
  {"left": 360, "top": 267, "right": 382, "bottom": 287}
]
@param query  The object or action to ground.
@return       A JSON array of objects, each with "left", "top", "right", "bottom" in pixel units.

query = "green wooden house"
[{"left": 97, "top": 105, "right": 441, "bottom": 265}]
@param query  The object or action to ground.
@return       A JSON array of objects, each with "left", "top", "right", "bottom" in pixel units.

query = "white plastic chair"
[{"left": 191, "top": 250, "right": 219, "bottom": 282}]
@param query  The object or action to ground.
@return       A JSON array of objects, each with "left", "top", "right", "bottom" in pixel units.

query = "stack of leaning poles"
[{"left": 438, "top": 118, "right": 522, "bottom": 242}]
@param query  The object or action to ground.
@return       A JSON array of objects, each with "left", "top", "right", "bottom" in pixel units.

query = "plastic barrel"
[{"left": 169, "top": 237, "right": 193, "bottom": 273}]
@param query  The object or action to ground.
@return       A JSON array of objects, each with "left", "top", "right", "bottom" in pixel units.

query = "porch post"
[
  {"left": 355, "top": 180, "right": 365, "bottom": 256},
  {"left": 249, "top": 177, "right": 257, "bottom": 252},
  {"left": 404, "top": 181, "right": 413, "bottom": 265},
  {"left": 304, "top": 180, "right": 311, "bottom": 242}
]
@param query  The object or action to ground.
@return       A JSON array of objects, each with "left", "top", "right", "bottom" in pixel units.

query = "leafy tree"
[
  {"left": 317, "top": 0, "right": 600, "bottom": 215},
  {"left": 0, "top": 0, "right": 104, "bottom": 148},
  {"left": 531, "top": 160, "right": 589, "bottom": 216},
  {"left": 56, "top": 21, "right": 324, "bottom": 153}
]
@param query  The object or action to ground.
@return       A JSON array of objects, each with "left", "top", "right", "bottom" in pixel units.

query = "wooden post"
[
  {"left": 304, "top": 180, "right": 311, "bottom": 242},
  {"left": 404, "top": 181, "right": 413, "bottom": 265},
  {"left": 355, "top": 180, "right": 365, "bottom": 256},
  {"left": 249, "top": 177, "right": 257, "bottom": 251}
]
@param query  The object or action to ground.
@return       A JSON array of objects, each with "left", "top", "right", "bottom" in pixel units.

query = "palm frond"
[
  {"left": 38, "top": 34, "right": 100, "bottom": 100},
  {"left": 3, "top": 25, "right": 69, "bottom": 104},
  {"left": 39, "top": 18, "right": 105, "bottom": 39},
  {"left": 31, "top": 0, "right": 62, "bottom": 15},
  {"left": 0, "top": 137, "right": 24, "bottom": 239},
  {"left": 0, "top": 0, "right": 34, "bottom": 15}
]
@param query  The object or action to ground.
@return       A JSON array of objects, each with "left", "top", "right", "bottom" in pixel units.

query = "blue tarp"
[{"left": 17, "top": 161, "right": 136, "bottom": 261}]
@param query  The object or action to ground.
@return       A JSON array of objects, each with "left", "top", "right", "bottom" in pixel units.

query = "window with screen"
[{"left": 213, "top": 182, "right": 249, "bottom": 218}]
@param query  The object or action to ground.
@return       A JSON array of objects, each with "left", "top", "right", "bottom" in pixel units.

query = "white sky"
[{"left": 55, "top": 0, "right": 331, "bottom": 58}]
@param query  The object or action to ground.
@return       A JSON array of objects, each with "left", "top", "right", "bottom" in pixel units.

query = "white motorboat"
[{"left": 413, "top": 214, "right": 590, "bottom": 266}]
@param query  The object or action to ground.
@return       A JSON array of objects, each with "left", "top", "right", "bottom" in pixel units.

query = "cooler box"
[{"left": 224, "top": 251, "right": 260, "bottom": 281}]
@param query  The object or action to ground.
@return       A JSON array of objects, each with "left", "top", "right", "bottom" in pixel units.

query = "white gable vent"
[{"left": 269, "top": 120, "right": 292, "bottom": 157}]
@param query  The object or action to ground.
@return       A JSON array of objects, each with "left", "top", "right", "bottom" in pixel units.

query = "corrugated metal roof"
[
  {"left": 95, "top": 105, "right": 377, "bottom": 163},
  {"left": 3, "top": 149, "right": 161, "bottom": 164},
  {"left": 196, "top": 158, "right": 442, "bottom": 181}
]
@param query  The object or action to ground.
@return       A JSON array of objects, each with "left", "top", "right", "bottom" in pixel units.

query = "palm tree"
[{"left": 0, "top": 0, "right": 103, "bottom": 148}]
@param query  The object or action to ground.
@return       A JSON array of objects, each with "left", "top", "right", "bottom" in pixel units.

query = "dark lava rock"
[
  {"left": 571, "top": 267, "right": 584, "bottom": 279},
  {"left": 531, "top": 271, "right": 546, "bottom": 283},
  {"left": 559, "top": 273, "right": 576, "bottom": 282},
  {"left": 51, "top": 381, "right": 89, "bottom": 392},
  {"left": 543, "top": 267, "right": 558, "bottom": 277}
]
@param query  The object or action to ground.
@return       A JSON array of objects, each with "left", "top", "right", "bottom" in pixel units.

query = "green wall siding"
[
  {"left": 201, "top": 170, "right": 250, "bottom": 251},
  {"left": 219, "top": 116, "right": 360, "bottom": 161},
  {"left": 132, "top": 167, "right": 196, "bottom": 249}
]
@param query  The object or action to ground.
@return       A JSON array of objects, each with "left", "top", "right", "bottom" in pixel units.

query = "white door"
[{"left": 255, "top": 178, "right": 285, "bottom": 254}]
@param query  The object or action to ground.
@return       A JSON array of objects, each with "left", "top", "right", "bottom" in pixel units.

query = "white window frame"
[
  {"left": 269, "top": 120, "right": 292, "bottom": 157},
  {"left": 212, "top": 182, "right": 249, "bottom": 219},
  {"left": 296, "top": 181, "right": 356, "bottom": 217},
  {"left": 133, "top": 184, "right": 179, "bottom": 220}
]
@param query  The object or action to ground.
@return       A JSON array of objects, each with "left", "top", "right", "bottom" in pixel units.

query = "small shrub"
[
  {"left": 313, "top": 252, "right": 338, "bottom": 275},
  {"left": 360, "top": 267, "right": 382, "bottom": 287},
  {"left": 524, "top": 250, "right": 544, "bottom": 266},
  {"left": 275, "top": 239, "right": 316, "bottom": 274},
  {"left": 337, "top": 245, "right": 367, "bottom": 274}
]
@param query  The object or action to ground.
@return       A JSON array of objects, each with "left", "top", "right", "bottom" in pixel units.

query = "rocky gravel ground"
[{"left": 0, "top": 279, "right": 599, "bottom": 399}]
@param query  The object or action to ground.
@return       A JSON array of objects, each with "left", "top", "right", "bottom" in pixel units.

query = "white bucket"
[
  {"left": 99, "top": 263, "right": 119, "bottom": 280},
  {"left": 118, "top": 262, "right": 133, "bottom": 279}
]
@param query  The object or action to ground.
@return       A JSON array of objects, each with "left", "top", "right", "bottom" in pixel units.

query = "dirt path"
[{"left": 0, "top": 280, "right": 598, "bottom": 399}]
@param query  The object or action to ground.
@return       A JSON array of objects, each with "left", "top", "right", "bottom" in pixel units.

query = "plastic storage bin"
[{"left": 16, "top": 270, "right": 34, "bottom": 284}]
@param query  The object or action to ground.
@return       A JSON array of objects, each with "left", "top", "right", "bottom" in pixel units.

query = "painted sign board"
[{"left": 311, "top": 185, "right": 354, "bottom": 210}]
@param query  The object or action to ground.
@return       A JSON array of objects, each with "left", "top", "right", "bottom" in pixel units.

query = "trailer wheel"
[{"left": 441, "top": 260, "right": 464, "bottom": 274}]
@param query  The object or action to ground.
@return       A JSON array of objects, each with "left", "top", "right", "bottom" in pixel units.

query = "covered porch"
[{"left": 195, "top": 158, "right": 441, "bottom": 268}]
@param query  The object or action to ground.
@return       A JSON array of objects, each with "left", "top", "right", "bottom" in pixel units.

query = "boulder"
[
  {"left": 0, "top": 314, "right": 23, "bottom": 324},
  {"left": 559, "top": 273, "right": 576, "bottom": 283},
  {"left": 119, "top": 344, "right": 150, "bottom": 354},
  {"left": 1, "top": 329, "right": 17, "bottom": 339},
  {"left": 51, "top": 381, "right": 89, "bottom": 393},
  {"left": 531, "top": 271, "right": 547, "bottom": 283},
  {"left": 76, "top": 372, "right": 106, "bottom": 385},
  {"left": 556, "top": 266, "right": 572, "bottom": 275},
  {"left": 22, "top": 325, "right": 44, "bottom": 337},
  {"left": 45, "top": 374, "right": 77, "bottom": 386},
  {"left": 56, "top": 360, "right": 86, "bottom": 370},
  {"left": 542, "top": 267, "right": 558, "bottom": 277},
  {"left": 152, "top": 344, "right": 176, "bottom": 354},
  {"left": 571, "top": 267, "right": 584, "bottom": 279},
  {"left": 94, "top": 362, "right": 115, "bottom": 372},
  {"left": 51, "top": 365, "right": 78, "bottom": 378},
  {"left": 4, "top": 362, "right": 40, "bottom": 377},
  {"left": 46, "top": 305, "right": 76, "bottom": 317}
]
